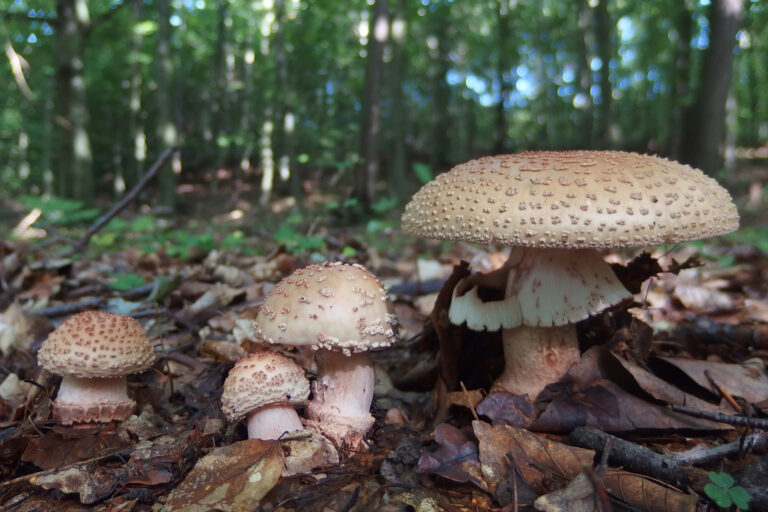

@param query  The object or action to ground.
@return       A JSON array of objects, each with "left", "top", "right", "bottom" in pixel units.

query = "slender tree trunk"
[
  {"left": 667, "top": 0, "right": 694, "bottom": 159},
  {"left": 680, "top": 0, "right": 744, "bottom": 173},
  {"left": 493, "top": 0, "right": 513, "bottom": 154},
  {"left": 577, "top": 0, "right": 594, "bottom": 147},
  {"left": 429, "top": 0, "right": 450, "bottom": 173},
  {"left": 127, "top": 1, "right": 146, "bottom": 193},
  {"left": 356, "top": 0, "right": 388, "bottom": 206},
  {"left": 156, "top": 0, "right": 178, "bottom": 211},
  {"left": 389, "top": 0, "right": 407, "bottom": 201},
  {"left": 592, "top": 0, "right": 612, "bottom": 148},
  {"left": 54, "top": 0, "right": 93, "bottom": 201}
]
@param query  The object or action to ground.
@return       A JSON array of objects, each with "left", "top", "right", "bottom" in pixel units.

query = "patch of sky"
[
  {"left": 590, "top": 56, "right": 602, "bottom": 72},
  {"left": 27, "top": 33, "right": 38, "bottom": 44},
  {"left": 557, "top": 85, "right": 574, "bottom": 97},
  {"left": 617, "top": 16, "right": 635, "bottom": 42},
  {"left": 170, "top": 14, "right": 183, "bottom": 27},
  {"left": 41, "top": 22, "right": 53, "bottom": 35},
  {"left": 692, "top": 12, "right": 710, "bottom": 49},
  {"left": 562, "top": 65, "right": 576, "bottom": 84}
]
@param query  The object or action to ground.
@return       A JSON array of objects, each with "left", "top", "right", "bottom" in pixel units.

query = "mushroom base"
[
  {"left": 307, "top": 350, "right": 375, "bottom": 434},
  {"left": 245, "top": 404, "right": 305, "bottom": 440},
  {"left": 53, "top": 376, "right": 135, "bottom": 424},
  {"left": 494, "top": 324, "right": 580, "bottom": 397}
]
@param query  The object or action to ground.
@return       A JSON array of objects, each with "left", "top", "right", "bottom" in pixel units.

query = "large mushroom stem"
[
  {"left": 450, "top": 247, "right": 631, "bottom": 397},
  {"left": 245, "top": 405, "right": 305, "bottom": 440},
  {"left": 53, "top": 376, "right": 135, "bottom": 424},
  {"left": 306, "top": 349, "right": 375, "bottom": 434}
]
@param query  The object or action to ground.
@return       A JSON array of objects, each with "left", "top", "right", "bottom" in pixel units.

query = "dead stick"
[
  {"left": 64, "top": 146, "right": 177, "bottom": 256},
  {"left": 569, "top": 426, "right": 709, "bottom": 491},
  {"left": 671, "top": 405, "right": 768, "bottom": 430}
]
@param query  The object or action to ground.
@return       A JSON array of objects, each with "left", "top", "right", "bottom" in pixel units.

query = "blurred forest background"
[{"left": 0, "top": 0, "right": 765, "bottom": 231}]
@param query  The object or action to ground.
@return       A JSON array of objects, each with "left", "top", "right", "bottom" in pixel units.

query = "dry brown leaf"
[
  {"left": 30, "top": 463, "right": 122, "bottom": 504},
  {"left": 416, "top": 422, "right": 487, "bottom": 490},
  {"left": 0, "top": 303, "right": 30, "bottom": 355},
  {"left": 22, "top": 428, "right": 127, "bottom": 470},
  {"left": 602, "top": 470, "right": 698, "bottom": 512},
  {"left": 159, "top": 439, "right": 283, "bottom": 512},
  {"left": 473, "top": 420, "right": 594, "bottom": 495},
  {"left": 533, "top": 472, "right": 600, "bottom": 512},
  {"left": 654, "top": 356, "right": 768, "bottom": 404}
]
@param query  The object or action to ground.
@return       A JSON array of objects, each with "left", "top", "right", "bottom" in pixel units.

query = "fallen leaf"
[
  {"left": 22, "top": 428, "right": 128, "bottom": 470},
  {"left": 532, "top": 380, "right": 727, "bottom": 433},
  {"left": 30, "top": 463, "right": 121, "bottom": 504},
  {"left": 159, "top": 439, "right": 283, "bottom": 512},
  {"left": 0, "top": 303, "right": 30, "bottom": 355},
  {"left": 475, "top": 392, "right": 537, "bottom": 427},
  {"left": 416, "top": 422, "right": 487, "bottom": 490},
  {"left": 602, "top": 470, "right": 698, "bottom": 512},
  {"left": 473, "top": 420, "right": 593, "bottom": 496},
  {"left": 652, "top": 356, "right": 768, "bottom": 404}
]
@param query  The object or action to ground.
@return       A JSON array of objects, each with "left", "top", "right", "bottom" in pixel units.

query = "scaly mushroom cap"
[
  {"left": 38, "top": 311, "right": 155, "bottom": 378},
  {"left": 401, "top": 151, "right": 739, "bottom": 249},
  {"left": 253, "top": 262, "right": 399, "bottom": 355},
  {"left": 221, "top": 351, "right": 310, "bottom": 422}
]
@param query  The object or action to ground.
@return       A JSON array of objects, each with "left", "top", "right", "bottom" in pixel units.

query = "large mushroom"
[
  {"left": 401, "top": 151, "right": 739, "bottom": 397},
  {"left": 37, "top": 311, "right": 156, "bottom": 424},
  {"left": 253, "top": 262, "right": 398, "bottom": 445}
]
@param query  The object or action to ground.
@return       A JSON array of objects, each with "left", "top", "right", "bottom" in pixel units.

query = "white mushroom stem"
[
  {"left": 307, "top": 350, "right": 375, "bottom": 434},
  {"left": 450, "top": 247, "right": 631, "bottom": 397},
  {"left": 56, "top": 375, "right": 129, "bottom": 404},
  {"left": 245, "top": 404, "right": 305, "bottom": 440}
]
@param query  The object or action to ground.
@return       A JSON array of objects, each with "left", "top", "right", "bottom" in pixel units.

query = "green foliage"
[
  {"left": 273, "top": 214, "right": 327, "bottom": 254},
  {"left": 413, "top": 163, "right": 434, "bottom": 186},
  {"left": 19, "top": 196, "right": 99, "bottom": 226},
  {"left": 110, "top": 272, "right": 146, "bottom": 291},
  {"left": 704, "top": 472, "right": 750, "bottom": 510}
]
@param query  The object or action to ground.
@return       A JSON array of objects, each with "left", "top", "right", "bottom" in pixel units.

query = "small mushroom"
[
  {"left": 37, "top": 311, "right": 156, "bottom": 424},
  {"left": 402, "top": 151, "right": 739, "bottom": 397},
  {"left": 220, "top": 351, "right": 309, "bottom": 440},
  {"left": 253, "top": 262, "right": 399, "bottom": 447}
]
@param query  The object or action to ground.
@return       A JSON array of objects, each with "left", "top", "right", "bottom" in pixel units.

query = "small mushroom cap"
[
  {"left": 401, "top": 151, "right": 739, "bottom": 249},
  {"left": 221, "top": 351, "right": 310, "bottom": 421},
  {"left": 253, "top": 262, "right": 399, "bottom": 354},
  {"left": 38, "top": 311, "right": 155, "bottom": 378}
]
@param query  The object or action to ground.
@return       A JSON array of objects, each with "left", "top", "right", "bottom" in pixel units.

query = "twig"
[
  {"left": 459, "top": 381, "right": 479, "bottom": 421},
  {"left": 672, "top": 431, "right": 768, "bottom": 466},
  {"left": 569, "top": 426, "right": 709, "bottom": 491},
  {"left": 26, "top": 297, "right": 104, "bottom": 317},
  {"left": 671, "top": 405, "right": 768, "bottom": 429},
  {"left": 64, "top": 146, "right": 176, "bottom": 256},
  {"left": 704, "top": 369, "right": 742, "bottom": 413}
]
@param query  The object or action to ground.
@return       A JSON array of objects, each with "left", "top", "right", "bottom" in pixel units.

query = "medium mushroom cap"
[
  {"left": 221, "top": 351, "right": 310, "bottom": 421},
  {"left": 38, "top": 311, "right": 155, "bottom": 378},
  {"left": 254, "top": 262, "right": 398, "bottom": 355},
  {"left": 401, "top": 151, "right": 739, "bottom": 249}
]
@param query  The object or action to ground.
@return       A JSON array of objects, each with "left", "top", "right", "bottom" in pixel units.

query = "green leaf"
[
  {"left": 729, "top": 486, "right": 751, "bottom": 510},
  {"left": 705, "top": 483, "right": 732, "bottom": 508},
  {"left": 709, "top": 471, "right": 735, "bottom": 489},
  {"left": 110, "top": 273, "right": 146, "bottom": 291},
  {"left": 133, "top": 20, "right": 158, "bottom": 35},
  {"left": 371, "top": 196, "right": 397, "bottom": 214},
  {"left": 413, "top": 162, "right": 433, "bottom": 185}
]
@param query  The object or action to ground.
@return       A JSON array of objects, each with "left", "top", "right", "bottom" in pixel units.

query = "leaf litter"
[{"left": 1, "top": 225, "right": 768, "bottom": 511}]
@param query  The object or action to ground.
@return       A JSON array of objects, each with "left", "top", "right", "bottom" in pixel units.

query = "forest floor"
[{"left": 1, "top": 167, "right": 768, "bottom": 511}]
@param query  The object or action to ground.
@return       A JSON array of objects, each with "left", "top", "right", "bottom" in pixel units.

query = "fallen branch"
[
  {"left": 672, "top": 431, "right": 768, "bottom": 466},
  {"left": 671, "top": 405, "right": 768, "bottom": 430},
  {"left": 569, "top": 426, "right": 709, "bottom": 492},
  {"left": 64, "top": 147, "right": 177, "bottom": 257}
]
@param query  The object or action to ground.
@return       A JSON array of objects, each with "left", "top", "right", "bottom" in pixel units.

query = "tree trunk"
[
  {"left": 155, "top": 0, "right": 178, "bottom": 211},
  {"left": 54, "top": 0, "right": 93, "bottom": 201},
  {"left": 492, "top": 0, "right": 514, "bottom": 154},
  {"left": 592, "top": 0, "right": 612, "bottom": 148},
  {"left": 128, "top": 1, "right": 146, "bottom": 193},
  {"left": 429, "top": 1, "right": 450, "bottom": 174},
  {"left": 680, "top": 0, "right": 744, "bottom": 173},
  {"left": 389, "top": 0, "right": 407, "bottom": 202},
  {"left": 577, "top": 0, "right": 594, "bottom": 147},
  {"left": 356, "top": 0, "right": 388, "bottom": 206},
  {"left": 667, "top": 0, "right": 694, "bottom": 159}
]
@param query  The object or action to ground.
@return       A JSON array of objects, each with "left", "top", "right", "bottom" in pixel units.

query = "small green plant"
[
  {"left": 110, "top": 272, "right": 146, "bottom": 291},
  {"left": 19, "top": 195, "right": 99, "bottom": 226},
  {"left": 704, "top": 471, "right": 750, "bottom": 510},
  {"left": 273, "top": 214, "right": 327, "bottom": 255}
]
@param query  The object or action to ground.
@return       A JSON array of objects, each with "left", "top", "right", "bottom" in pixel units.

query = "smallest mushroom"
[
  {"left": 221, "top": 351, "right": 309, "bottom": 440},
  {"left": 37, "top": 311, "right": 156, "bottom": 425}
]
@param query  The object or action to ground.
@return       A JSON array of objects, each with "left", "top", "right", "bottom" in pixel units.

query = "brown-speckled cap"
[
  {"left": 38, "top": 311, "right": 155, "bottom": 378},
  {"left": 254, "top": 262, "right": 399, "bottom": 354},
  {"left": 401, "top": 151, "right": 739, "bottom": 249},
  {"left": 220, "top": 351, "right": 310, "bottom": 421}
]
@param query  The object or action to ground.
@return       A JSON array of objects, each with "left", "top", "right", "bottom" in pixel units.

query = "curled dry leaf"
[
  {"left": 473, "top": 420, "right": 593, "bottom": 497},
  {"left": 416, "top": 422, "right": 487, "bottom": 490},
  {"left": 159, "top": 439, "right": 283, "bottom": 512},
  {"left": 475, "top": 392, "right": 537, "bottom": 428},
  {"left": 30, "top": 462, "right": 122, "bottom": 504},
  {"left": 0, "top": 303, "right": 30, "bottom": 355},
  {"left": 652, "top": 356, "right": 768, "bottom": 404}
]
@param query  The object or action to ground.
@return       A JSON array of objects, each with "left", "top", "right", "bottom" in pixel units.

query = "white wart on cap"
[
  {"left": 221, "top": 351, "right": 309, "bottom": 440},
  {"left": 37, "top": 311, "right": 155, "bottom": 424},
  {"left": 402, "top": 151, "right": 739, "bottom": 397}
]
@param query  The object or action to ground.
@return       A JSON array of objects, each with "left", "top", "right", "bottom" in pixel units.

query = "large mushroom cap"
[
  {"left": 254, "top": 262, "right": 398, "bottom": 354},
  {"left": 38, "top": 311, "right": 155, "bottom": 378},
  {"left": 221, "top": 351, "right": 310, "bottom": 421},
  {"left": 401, "top": 151, "right": 739, "bottom": 249}
]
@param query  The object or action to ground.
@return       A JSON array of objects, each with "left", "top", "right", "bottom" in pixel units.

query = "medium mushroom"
[
  {"left": 401, "top": 151, "right": 739, "bottom": 397},
  {"left": 221, "top": 350, "right": 309, "bottom": 440},
  {"left": 37, "top": 311, "right": 156, "bottom": 424},
  {"left": 253, "top": 262, "right": 399, "bottom": 444}
]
